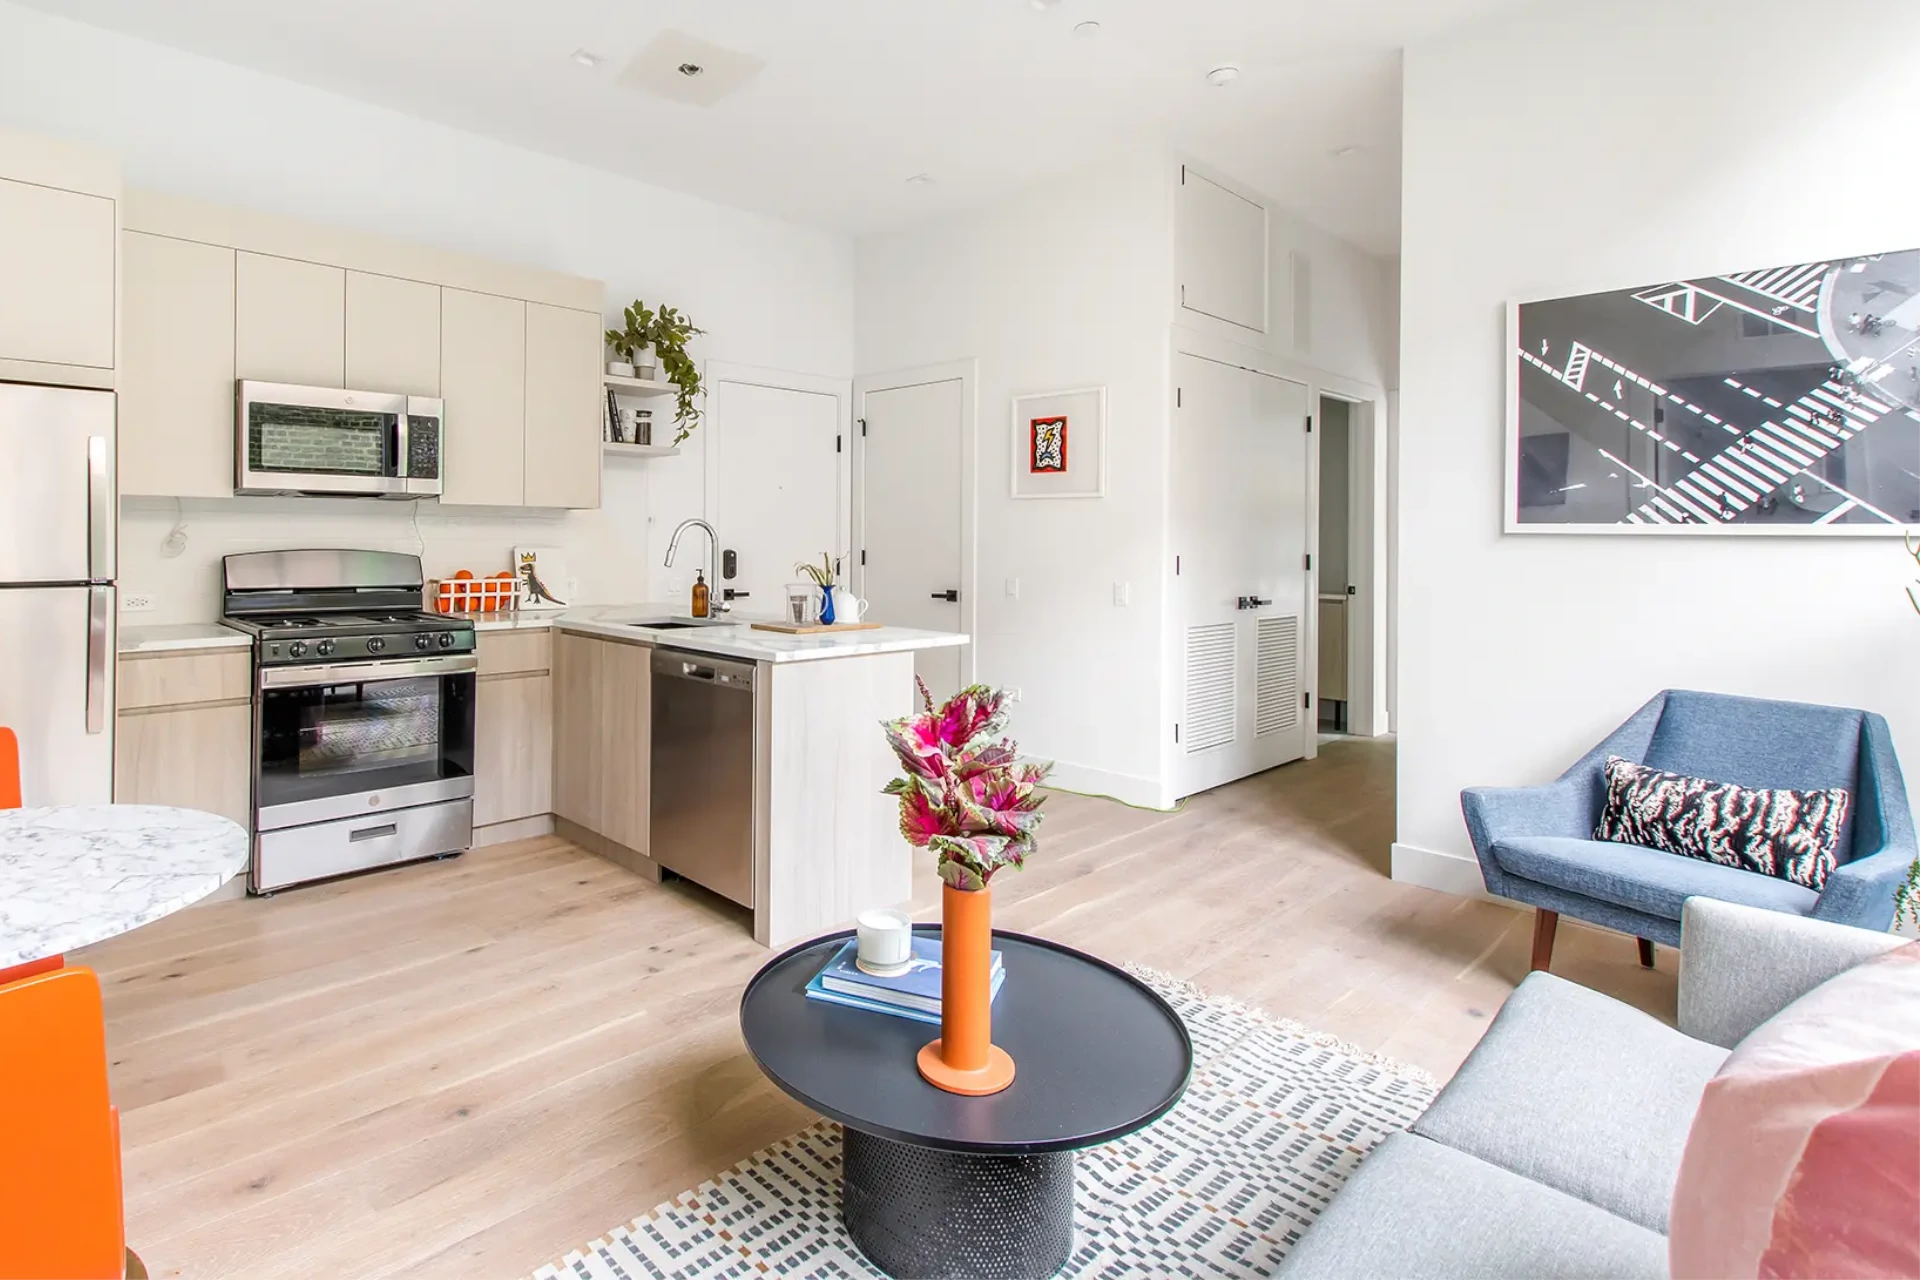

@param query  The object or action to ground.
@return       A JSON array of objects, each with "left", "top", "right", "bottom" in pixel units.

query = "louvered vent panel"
[
  {"left": 1184, "top": 623, "right": 1237, "bottom": 754},
  {"left": 1255, "top": 615, "right": 1300, "bottom": 737}
]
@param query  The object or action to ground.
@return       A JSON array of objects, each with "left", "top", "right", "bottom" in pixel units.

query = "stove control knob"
[
  {"left": 438, "top": 632, "right": 456, "bottom": 649},
  {"left": 315, "top": 639, "right": 336, "bottom": 657},
  {"left": 288, "top": 640, "right": 307, "bottom": 658},
  {"left": 415, "top": 633, "right": 432, "bottom": 651},
  {"left": 366, "top": 636, "right": 386, "bottom": 654}
]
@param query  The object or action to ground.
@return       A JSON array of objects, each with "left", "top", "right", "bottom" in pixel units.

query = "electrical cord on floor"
[{"left": 1041, "top": 785, "right": 1187, "bottom": 815}]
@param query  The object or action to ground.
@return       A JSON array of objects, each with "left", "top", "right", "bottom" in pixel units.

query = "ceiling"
[{"left": 16, "top": 0, "right": 1532, "bottom": 255}]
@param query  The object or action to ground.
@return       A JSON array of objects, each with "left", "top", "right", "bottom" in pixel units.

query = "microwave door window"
[{"left": 248, "top": 402, "right": 398, "bottom": 477}]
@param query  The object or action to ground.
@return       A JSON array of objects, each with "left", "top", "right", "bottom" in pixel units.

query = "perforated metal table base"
[{"left": 842, "top": 1127, "right": 1075, "bottom": 1280}]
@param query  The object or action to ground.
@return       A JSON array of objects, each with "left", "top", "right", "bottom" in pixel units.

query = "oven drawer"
[{"left": 253, "top": 796, "right": 472, "bottom": 893}]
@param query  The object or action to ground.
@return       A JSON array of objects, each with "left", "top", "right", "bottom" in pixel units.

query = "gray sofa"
[{"left": 1279, "top": 898, "right": 1907, "bottom": 1279}]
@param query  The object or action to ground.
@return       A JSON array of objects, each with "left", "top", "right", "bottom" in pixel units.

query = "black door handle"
[
  {"left": 931, "top": 589, "right": 959, "bottom": 602},
  {"left": 1237, "top": 595, "right": 1273, "bottom": 610},
  {"left": 723, "top": 588, "right": 750, "bottom": 601}
]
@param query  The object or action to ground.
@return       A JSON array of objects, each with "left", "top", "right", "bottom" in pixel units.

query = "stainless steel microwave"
[{"left": 235, "top": 381, "right": 443, "bottom": 498}]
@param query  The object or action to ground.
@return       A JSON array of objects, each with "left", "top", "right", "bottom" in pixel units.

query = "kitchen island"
[{"left": 533, "top": 608, "right": 966, "bottom": 949}]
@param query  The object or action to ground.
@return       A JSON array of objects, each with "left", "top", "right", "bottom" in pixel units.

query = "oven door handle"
[{"left": 258, "top": 653, "right": 478, "bottom": 689}]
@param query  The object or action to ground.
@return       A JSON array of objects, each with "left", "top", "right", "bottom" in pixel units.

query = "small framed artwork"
[
  {"left": 513, "top": 546, "right": 569, "bottom": 612},
  {"left": 1012, "top": 387, "right": 1106, "bottom": 499}
]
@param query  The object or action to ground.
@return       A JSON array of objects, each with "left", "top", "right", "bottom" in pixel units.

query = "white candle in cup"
[{"left": 855, "top": 908, "right": 914, "bottom": 975}]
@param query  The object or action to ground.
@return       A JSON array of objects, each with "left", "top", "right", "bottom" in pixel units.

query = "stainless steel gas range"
[{"left": 221, "top": 549, "right": 477, "bottom": 893}]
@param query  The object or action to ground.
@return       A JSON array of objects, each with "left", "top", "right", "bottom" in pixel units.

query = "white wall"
[
  {"left": 0, "top": 1, "right": 853, "bottom": 622},
  {"left": 1396, "top": 0, "right": 1920, "bottom": 886},
  {"left": 857, "top": 150, "right": 1174, "bottom": 803}
]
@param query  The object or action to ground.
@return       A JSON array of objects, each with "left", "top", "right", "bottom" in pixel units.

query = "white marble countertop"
[
  {"left": 457, "top": 604, "right": 969, "bottom": 664},
  {"left": 0, "top": 805, "right": 250, "bottom": 968},
  {"left": 118, "top": 621, "right": 251, "bottom": 655}
]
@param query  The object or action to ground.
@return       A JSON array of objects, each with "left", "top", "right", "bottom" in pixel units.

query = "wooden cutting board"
[{"left": 750, "top": 621, "right": 884, "bottom": 635}]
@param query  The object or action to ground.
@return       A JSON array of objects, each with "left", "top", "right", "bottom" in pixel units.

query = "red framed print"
[{"left": 1029, "top": 416, "right": 1068, "bottom": 473}]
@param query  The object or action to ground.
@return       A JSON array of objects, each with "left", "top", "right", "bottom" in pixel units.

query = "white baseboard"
[
  {"left": 1390, "top": 841, "right": 1495, "bottom": 902},
  {"left": 1043, "top": 760, "right": 1172, "bottom": 811}
]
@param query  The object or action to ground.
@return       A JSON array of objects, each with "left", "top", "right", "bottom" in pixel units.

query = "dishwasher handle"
[{"left": 653, "top": 647, "right": 756, "bottom": 689}]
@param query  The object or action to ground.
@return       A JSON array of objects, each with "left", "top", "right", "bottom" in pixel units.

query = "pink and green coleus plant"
[{"left": 883, "top": 677, "right": 1051, "bottom": 892}]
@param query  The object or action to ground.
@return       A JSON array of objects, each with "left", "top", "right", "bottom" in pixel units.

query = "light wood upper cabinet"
[
  {"left": 440, "top": 288, "right": 527, "bottom": 506},
  {"left": 346, "top": 271, "right": 440, "bottom": 395},
  {"left": 236, "top": 251, "right": 345, "bottom": 387},
  {"left": 552, "top": 632, "right": 650, "bottom": 854},
  {"left": 0, "top": 177, "right": 116, "bottom": 372},
  {"left": 524, "top": 303, "right": 602, "bottom": 510},
  {"left": 121, "top": 232, "right": 236, "bottom": 498}
]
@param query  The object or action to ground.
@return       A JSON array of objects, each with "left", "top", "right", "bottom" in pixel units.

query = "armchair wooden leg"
[
  {"left": 1637, "top": 937, "right": 1655, "bottom": 969},
  {"left": 1530, "top": 909, "right": 1559, "bottom": 972}
]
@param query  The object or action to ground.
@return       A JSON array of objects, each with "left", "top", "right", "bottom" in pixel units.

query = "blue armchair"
[{"left": 1461, "top": 689, "right": 1915, "bottom": 971}]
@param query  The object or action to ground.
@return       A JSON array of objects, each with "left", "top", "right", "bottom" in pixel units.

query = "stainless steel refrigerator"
[{"left": 0, "top": 383, "right": 116, "bottom": 805}]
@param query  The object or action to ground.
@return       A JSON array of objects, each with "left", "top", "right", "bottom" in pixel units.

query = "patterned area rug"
[{"left": 532, "top": 970, "right": 1437, "bottom": 1280}]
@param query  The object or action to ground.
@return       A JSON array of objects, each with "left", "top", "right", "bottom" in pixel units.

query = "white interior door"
[
  {"left": 859, "top": 378, "right": 964, "bottom": 700},
  {"left": 712, "top": 379, "right": 843, "bottom": 616},
  {"left": 1172, "top": 353, "right": 1311, "bottom": 797}
]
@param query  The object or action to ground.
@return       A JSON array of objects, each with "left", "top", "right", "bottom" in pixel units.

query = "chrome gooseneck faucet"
[{"left": 663, "top": 518, "right": 723, "bottom": 613}]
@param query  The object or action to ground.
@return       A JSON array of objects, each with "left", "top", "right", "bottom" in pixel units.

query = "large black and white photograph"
[{"left": 1509, "top": 250, "right": 1920, "bottom": 532}]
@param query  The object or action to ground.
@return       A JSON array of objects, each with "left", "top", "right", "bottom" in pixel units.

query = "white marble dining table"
[{"left": 0, "top": 805, "right": 249, "bottom": 969}]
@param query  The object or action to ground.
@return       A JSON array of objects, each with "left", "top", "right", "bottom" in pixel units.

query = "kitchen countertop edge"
[{"left": 118, "top": 622, "right": 252, "bottom": 655}]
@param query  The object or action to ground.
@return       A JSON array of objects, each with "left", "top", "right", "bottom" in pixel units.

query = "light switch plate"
[
  {"left": 1112, "top": 582, "right": 1131, "bottom": 607},
  {"left": 1006, "top": 577, "right": 1021, "bottom": 598}
]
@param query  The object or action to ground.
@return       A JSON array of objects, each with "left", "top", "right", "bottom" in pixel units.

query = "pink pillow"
[{"left": 1670, "top": 941, "right": 1920, "bottom": 1279}]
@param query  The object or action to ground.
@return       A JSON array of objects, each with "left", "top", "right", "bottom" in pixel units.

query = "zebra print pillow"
[{"left": 1595, "top": 756, "right": 1850, "bottom": 892}]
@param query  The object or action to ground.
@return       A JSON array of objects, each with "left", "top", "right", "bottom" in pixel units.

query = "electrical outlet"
[
  {"left": 1006, "top": 687, "right": 1023, "bottom": 703},
  {"left": 1112, "top": 581, "right": 1131, "bottom": 607},
  {"left": 1005, "top": 577, "right": 1021, "bottom": 598},
  {"left": 122, "top": 592, "right": 157, "bottom": 612}
]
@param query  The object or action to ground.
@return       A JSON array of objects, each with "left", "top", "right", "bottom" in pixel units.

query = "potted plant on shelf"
[
  {"left": 883, "top": 679, "right": 1051, "bottom": 1095},
  {"left": 605, "top": 299, "right": 707, "bottom": 445}
]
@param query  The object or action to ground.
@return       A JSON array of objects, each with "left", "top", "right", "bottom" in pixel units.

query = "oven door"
[
  {"left": 236, "top": 381, "right": 410, "bottom": 497},
  {"left": 254, "top": 655, "right": 476, "bottom": 832}
]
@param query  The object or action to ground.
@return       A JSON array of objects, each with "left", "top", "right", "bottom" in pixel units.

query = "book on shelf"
[{"left": 804, "top": 937, "right": 1004, "bottom": 1020}]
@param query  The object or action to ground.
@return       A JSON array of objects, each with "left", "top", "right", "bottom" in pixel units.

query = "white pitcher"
[{"left": 829, "top": 585, "right": 869, "bottom": 622}]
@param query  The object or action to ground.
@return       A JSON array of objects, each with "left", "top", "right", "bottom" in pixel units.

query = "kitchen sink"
[{"left": 625, "top": 616, "right": 738, "bottom": 630}]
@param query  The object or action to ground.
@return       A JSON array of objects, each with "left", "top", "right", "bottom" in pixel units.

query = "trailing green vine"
[{"left": 606, "top": 300, "right": 706, "bottom": 445}]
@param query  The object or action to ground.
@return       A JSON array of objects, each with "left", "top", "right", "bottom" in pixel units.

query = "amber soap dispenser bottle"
[{"left": 691, "top": 570, "right": 711, "bottom": 618}]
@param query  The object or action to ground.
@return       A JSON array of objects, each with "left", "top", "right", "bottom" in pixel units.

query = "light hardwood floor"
[{"left": 78, "top": 737, "right": 1676, "bottom": 1280}]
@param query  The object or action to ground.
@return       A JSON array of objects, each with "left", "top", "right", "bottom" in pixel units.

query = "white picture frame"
[{"left": 1011, "top": 386, "right": 1107, "bottom": 499}]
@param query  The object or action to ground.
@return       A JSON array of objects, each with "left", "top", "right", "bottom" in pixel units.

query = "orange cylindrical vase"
[{"left": 917, "top": 882, "right": 1016, "bottom": 1095}]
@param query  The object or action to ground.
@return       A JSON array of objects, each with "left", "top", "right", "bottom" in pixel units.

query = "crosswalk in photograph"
[{"left": 1509, "top": 249, "right": 1920, "bottom": 531}]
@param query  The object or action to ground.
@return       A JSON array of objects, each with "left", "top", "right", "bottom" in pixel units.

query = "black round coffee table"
[{"left": 739, "top": 925, "right": 1192, "bottom": 1280}]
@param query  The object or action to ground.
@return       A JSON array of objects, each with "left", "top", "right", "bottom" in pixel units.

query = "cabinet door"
[
  {"left": 346, "top": 271, "right": 440, "bottom": 395},
  {"left": 524, "top": 303, "right": 602, "bottom": 510},
  {"left": 121, "top": 232, "right": 236, "bottom": 498},
  {"left": 0, "top": 177, "right": 115, "bottom": 370},
  {"left": 440, "top": 288, "right": 526, "bottom": 506},
  {"left": 235, "top": 251, "right": 345, "bottom": 387},
  {"left": 473, "top": 672, "right": 553, "bottom": 827},
  {"left": 114, "top": 703, "right": 253, "bottom": 828},
  {"left": 552, "top": 633, "right": 649, "bottom": 852},
  {"left": 1177, "top": 169, "right": 1268, "bottom": 334}
]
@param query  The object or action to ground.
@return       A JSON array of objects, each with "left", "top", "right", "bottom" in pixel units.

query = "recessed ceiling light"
[
  {"left": 677, "top": 61, "right": 705, "bottom": 77},
  {"left": 1074, "top": 20, "right": 1102, "bottom": 38},
  {"left": 570, "top": 49, "right": 601, "bottom": 69},
  {"left": 906, "top": 173, "right": 936, "bottom": 186},
  {"left": 1206, "top": 66, "right": 1240, "bottom": 88}
]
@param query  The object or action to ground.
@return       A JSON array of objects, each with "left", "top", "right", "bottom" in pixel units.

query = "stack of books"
[{"left": 805, "top": 936, "right": 1005, "bottom": 1026}]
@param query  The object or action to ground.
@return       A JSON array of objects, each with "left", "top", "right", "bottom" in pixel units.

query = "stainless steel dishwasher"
[{"left": 649, "top": 647, "right": 756, "bottom": 908}]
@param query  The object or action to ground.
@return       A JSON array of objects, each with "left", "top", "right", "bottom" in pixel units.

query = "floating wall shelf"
[{"left": 603, "top": 441, "right": 680, "bottom": 458}]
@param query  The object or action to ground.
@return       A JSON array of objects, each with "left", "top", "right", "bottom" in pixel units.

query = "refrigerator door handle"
[
  {"left": 86, "top": 585, "right": 110, "bottom": 735},
  {"left": 88, "top": 434, "right": 115, "bottom": 580}
]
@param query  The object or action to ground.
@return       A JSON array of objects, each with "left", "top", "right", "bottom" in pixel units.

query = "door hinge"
[
  {"left": 1176, "top": 387, "right": 1182, "bottom": 408},
  {"left": 1180, "top": 283, "right": 1187, "bottom": 306},
  {"left": 836, "top": 435, "right": 842, "bottom": 453},
  {"left": 1303, "top": 692, "right": 1312, "bottom": 710},
  {"left": 1175, "top": 554, "right": 1181, "bottom": 575},
  {"left": 1180, "top": 164, "right": 1186, "bottom": 185},
  {"left": 1174, "top": 723, "right": 1181, "bottom": 743},
  {"left": 860, "top": 549, "right": 867, "bottom": 566},
  {"left": 1306, "top": 415, "right": 1313, "bottom": 433},
  {"left": 1304, "top": 553, "right": 1312, "bottom": 570}
]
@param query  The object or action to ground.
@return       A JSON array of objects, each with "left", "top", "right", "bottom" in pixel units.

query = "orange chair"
[
  {"left": 0, "top": 728, "right": 61, "bottom": 988},
  {"left": 0, "top": 967, "right": 130, "bottom": 1280}
]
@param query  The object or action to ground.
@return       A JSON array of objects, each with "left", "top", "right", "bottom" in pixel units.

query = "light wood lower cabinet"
[
  {"left": 113, "top": 671, "right": 252, "bottom": 828},
  {"left": 474, "top": 670, "right": 553, "bottom": 828},
  {"left": 552, "top": 631, "right": 650, "bottom": 855}
]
